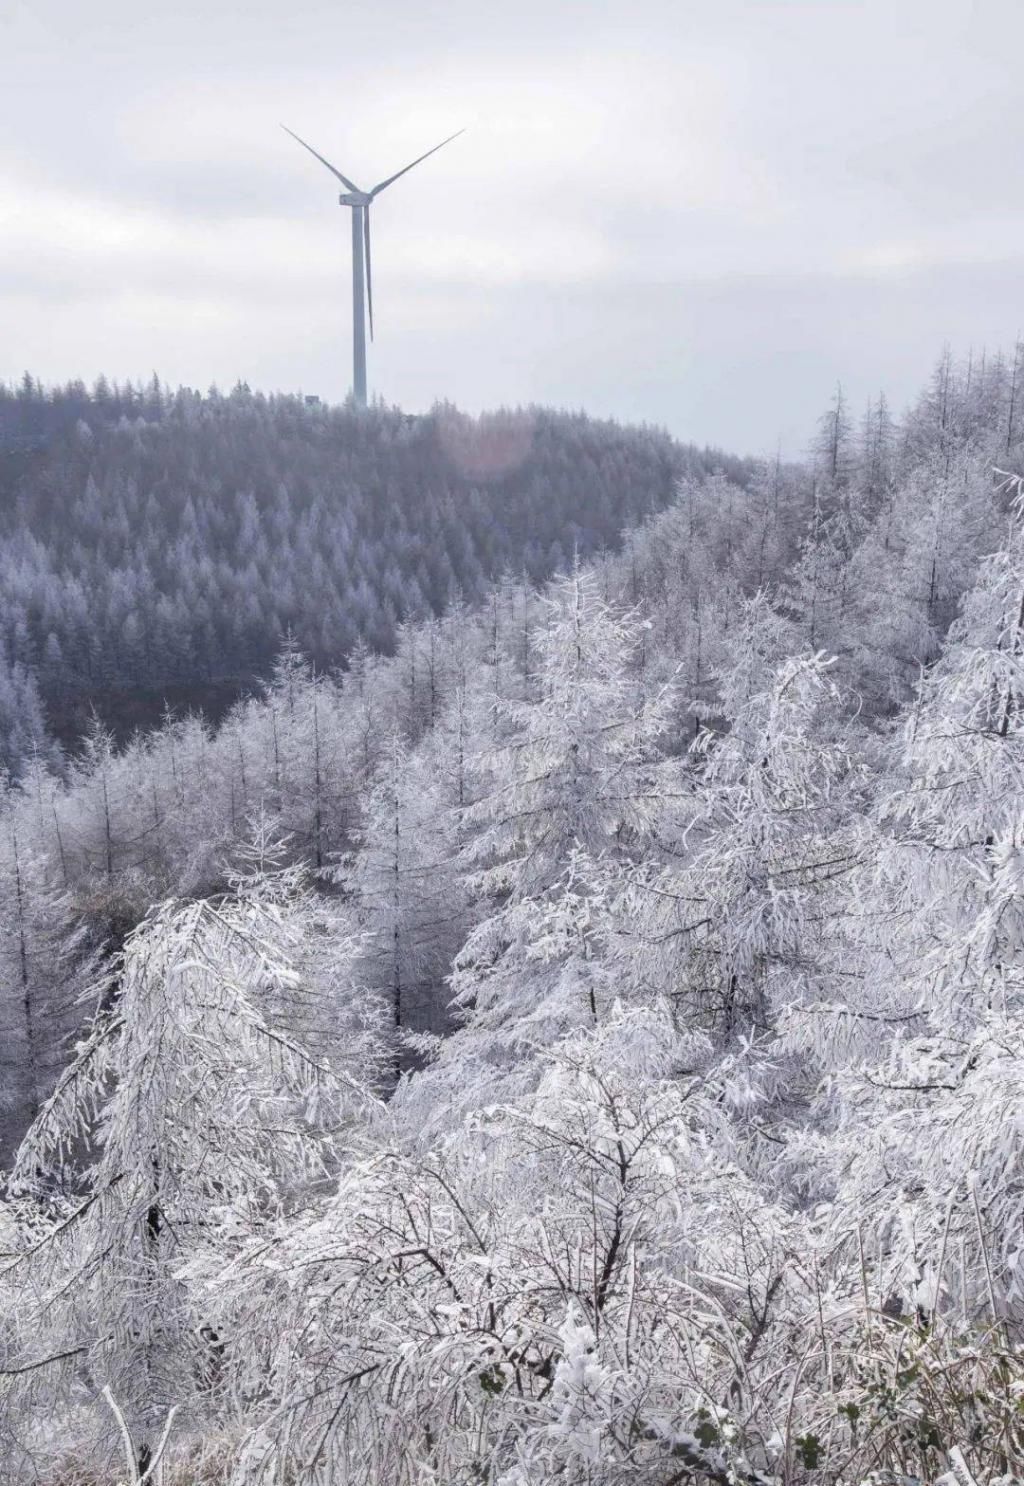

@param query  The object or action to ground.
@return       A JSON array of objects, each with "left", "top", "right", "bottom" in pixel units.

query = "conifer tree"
[{"left": 1, "top": 872, "right": 373, "bottom": 1467}]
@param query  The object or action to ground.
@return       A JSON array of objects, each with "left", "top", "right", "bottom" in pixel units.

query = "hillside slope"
[
  {"left": 3, "top": 350, "right": 1024, "bottom": 1482},
  {"left": 0, "top": 379, "right": 749, "bottom": 759}
]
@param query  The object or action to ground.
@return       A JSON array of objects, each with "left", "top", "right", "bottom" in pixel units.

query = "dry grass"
[{"left": 34, "top": 1436, "right": 236, "bottom": 1486}]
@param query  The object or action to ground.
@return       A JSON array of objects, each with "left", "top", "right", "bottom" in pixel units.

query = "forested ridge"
[
  {"left": 0, "top": 376, "right": 746, "bottom": 759},
  {"left": 3, "top": 346, "right": 1024, "bottom": 1483}
]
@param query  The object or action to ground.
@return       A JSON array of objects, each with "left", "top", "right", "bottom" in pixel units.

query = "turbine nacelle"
[{"left": 339, "top": 191, "right": 371, "bottom": 207}]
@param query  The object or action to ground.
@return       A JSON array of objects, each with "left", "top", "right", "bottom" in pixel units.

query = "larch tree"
[
  {"left": 0, "top": 800, "right": 99, "bottom": 1160},
  {"left": 397, "top": 567, "right": 679, "bottom": 1129},
  {"left": 341, "top": 734, "right": 469, "bottom": 1071},
  {"left": 459, "top": 563, "right": 676, "bottom": 904},
  {"left": 0, "top": 869, "right": 377, "bottom": 1473},
  {"left": 621, "top": 602, "right": 862, "bottom": 1047}
]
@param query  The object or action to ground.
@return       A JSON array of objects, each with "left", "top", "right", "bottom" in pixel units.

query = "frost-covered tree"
[
  {"left": 399, "top": 570, "right": 678, "bottom": 1128},
  {"left": 0, "top": 872, "right": 376, "bottom": 1474},
  {"left": 623, "top": 602, "right": 860, "bottom": 1044},
  {"left": 847, "top": 451, "right": 1002, "bottom": 705},
  {"left": 0, "top": 805, "right": 98, "bottom": 1158},
  {"left": 802, "top": 484, "right": 1024, "bottom": 1335},
  {"left": 343, "top": 735, "right": 469, "bottom": 1062},
  {"left": 460, "top": 564, "right": 675, "bottom": 902},
  {"left": 860, "top": 481, "right": 1024, "bottom": 1034},
  {"left": 200, "top": 1005, "right": 805, "bottom": 1486}
]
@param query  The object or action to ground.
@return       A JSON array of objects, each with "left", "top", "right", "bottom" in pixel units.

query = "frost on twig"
[{"left": 102, "top": 1385, "right": 176, "bottom": 1485}]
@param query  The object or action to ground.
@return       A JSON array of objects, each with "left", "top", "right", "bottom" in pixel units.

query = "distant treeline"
[{"left": 0, "top": 377, "right": 752, "bottom": 763}]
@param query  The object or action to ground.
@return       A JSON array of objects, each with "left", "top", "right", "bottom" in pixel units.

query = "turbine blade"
[
  {"left": 369, "top": 128, "right": 465, "bottom": 198},
  {"left": 280, "top": 125, "right": 361, "bottom": 193},
  {"left": 364, "top": 206, "right": 374, "bottom": 342}
]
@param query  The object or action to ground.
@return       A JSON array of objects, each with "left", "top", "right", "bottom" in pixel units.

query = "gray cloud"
[{"left": 2, "top": 0, "right": 1022, "bottom": 454}]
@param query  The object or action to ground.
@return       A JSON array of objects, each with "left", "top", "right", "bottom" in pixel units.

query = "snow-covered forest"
[
  {"left": 0, "top": 377, "right": 747, "bottom": 761},
  {"left": 3, "top": 345, "right": 1024, "bottom": 1483}
]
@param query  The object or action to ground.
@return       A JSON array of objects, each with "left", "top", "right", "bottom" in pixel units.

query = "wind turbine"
[{"left": 283, "top": 124, "right": 465, "bottom": 407}]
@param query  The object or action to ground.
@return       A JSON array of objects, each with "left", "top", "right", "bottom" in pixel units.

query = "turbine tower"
[{"left": 283, "top": 124, "right": 464, "bottom": 407}]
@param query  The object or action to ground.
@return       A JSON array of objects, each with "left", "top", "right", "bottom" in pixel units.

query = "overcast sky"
[{"left": 1, "top": 0, "right": 1020, "bottom": 455}]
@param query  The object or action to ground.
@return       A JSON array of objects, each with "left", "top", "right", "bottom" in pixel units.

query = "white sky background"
[{"left": 0, "top": 0, "right": 1020, "bottom": 456}]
